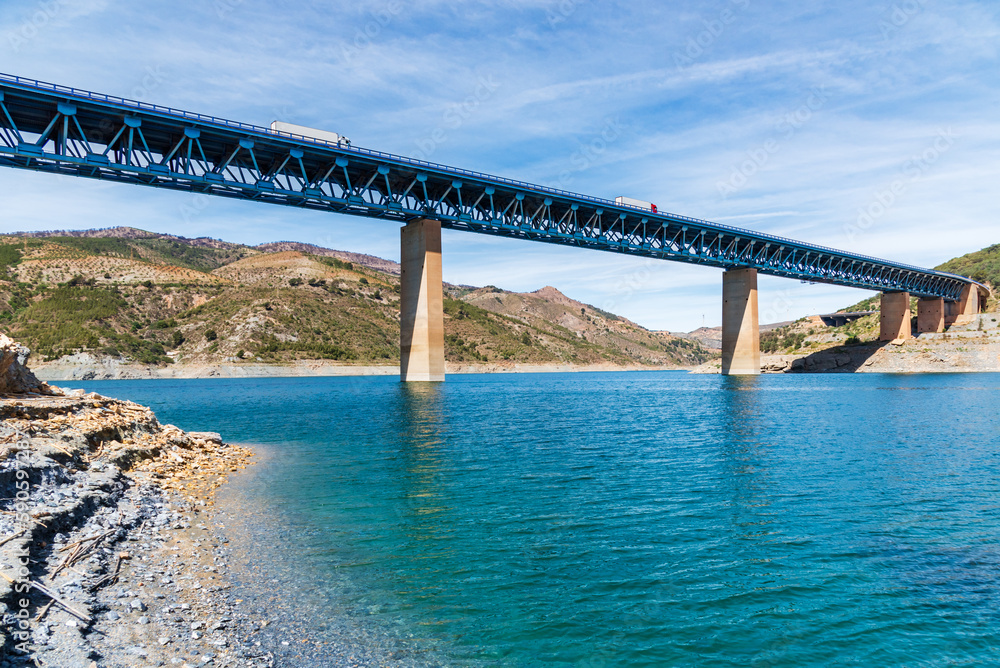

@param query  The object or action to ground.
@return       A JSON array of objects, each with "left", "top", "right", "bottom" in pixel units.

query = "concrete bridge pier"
[
  {"left": 917, "top": 297, "right": 945, "bottom": 333},
  {"left": 879, "top": 291, "right": 912, "bottom": 341},
  {"left": 944, "top": 283, "right": 982, "bottom": 327},
  {"left": 400, "top": 218, "right": 445, "bottom": 382},
  {"left": 721, "top": 268, "right": 760, "bottom": 375}
]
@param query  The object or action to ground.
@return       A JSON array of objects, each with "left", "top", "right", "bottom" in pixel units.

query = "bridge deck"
[{"left": 0, "top": 72, "right": 986, "bottom": 301}]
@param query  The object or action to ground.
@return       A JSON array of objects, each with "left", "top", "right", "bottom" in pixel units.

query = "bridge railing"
[{"left": 0, "top": 72, "right": 983, "bottom": 289}]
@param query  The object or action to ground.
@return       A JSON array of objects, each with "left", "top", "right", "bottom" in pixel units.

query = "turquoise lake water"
[{"left": 70, "top": 372, "right": 1000, "bottom": 666}]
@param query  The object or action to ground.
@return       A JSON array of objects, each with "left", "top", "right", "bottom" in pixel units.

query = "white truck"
[
  {"left": 615, "top": 196, "right": 658, "bottom": 213},
  {"left": 269, "top": 121, "right": 351, "bottom": 147}
]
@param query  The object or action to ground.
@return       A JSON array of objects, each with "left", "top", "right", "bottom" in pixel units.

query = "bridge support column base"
[
  {"left": 400, "top": 219, "right": 445, "bottom": 382},
  {"left": 917, "top": 297, "right": 945, "bottom": 333},
  {"left": 879, "top": 292, "right": 911, "bottom": 341},
  {"left": 944, "top": 283, "right": 981, "bottom": 327},
  {"left": 721, "top": 268, "right": 760, "bottom": 375}
]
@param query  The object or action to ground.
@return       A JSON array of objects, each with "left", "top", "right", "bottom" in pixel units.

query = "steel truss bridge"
[{"left": 0, "top": 73, "right": 985, "bottom": 302}]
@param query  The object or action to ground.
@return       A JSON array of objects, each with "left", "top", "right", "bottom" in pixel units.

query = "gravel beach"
[
  {"left": 1, "top": 332, "right": 454, "bottom": 667},
  {"left": 0, "top": 388, "right": 277, "bottom": 667}
]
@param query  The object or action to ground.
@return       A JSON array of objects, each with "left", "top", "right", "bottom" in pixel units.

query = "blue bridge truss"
[{"left": 0, "top": 73, "right": 985, "bottom": 301}]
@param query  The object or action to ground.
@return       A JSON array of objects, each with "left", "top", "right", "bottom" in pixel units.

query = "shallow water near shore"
[{"left": 66, "top": 371, "right": 1000, "bottom": 666}]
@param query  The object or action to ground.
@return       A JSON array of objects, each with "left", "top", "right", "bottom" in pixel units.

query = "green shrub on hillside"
[
  {"left": 1, "top": 285, "right": 176, "bottom": 364},
  {"left": 256, "top": 335, "right": 356, "bottom": 360},
  {"left": 316, "top": 257, "right": 353, "bottom": 271},
  {"left": 39, "top": 235, "right": 247, "bottom": 273},
  {"left": 132, "top": 238, "right": 248, "bottom": 271},
  {"left": 936, "top": 243, "right": 1000, "bottom": 288},
  {"left": 761, "top": 328, "right": 807, "bottom": 353},
  {"left": 45, "top": 236, "right": 136, "bottom": 258},
  {"left": 0, "top": 243, "right": 22, "bottom": 279}
]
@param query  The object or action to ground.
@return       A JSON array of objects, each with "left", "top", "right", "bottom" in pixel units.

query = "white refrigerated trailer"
[
  {"left": 269, "top": 121, "right": 351, "bottom": 147},
  {"left": 614, "top": 196, "right": 658, "bottom": 213}
]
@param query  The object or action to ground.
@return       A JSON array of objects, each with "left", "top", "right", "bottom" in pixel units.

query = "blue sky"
[{"left": 1, "top": 0, "right": 998, "bottom": 331}]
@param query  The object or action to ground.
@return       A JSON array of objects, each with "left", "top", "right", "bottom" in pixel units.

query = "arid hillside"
[{"left": 0, "top": 227, "right": 713, "bottom": 370}]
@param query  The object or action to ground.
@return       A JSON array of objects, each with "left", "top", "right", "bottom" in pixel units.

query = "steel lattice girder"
[{"left": 0, "top": 73, "right": 986, "bottom": 302}]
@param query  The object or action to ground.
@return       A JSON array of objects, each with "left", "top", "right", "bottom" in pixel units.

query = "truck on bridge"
[
  {"left": 0, "top": 71, "right": 989, "bottom": 378},
  {"left": 269, "top": 120, "right": 351, "bottom": 147},
  {"left": 615, "top": 196, "right": 658, "bottom": 213}
]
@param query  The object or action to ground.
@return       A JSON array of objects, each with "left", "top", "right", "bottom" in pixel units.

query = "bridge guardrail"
[{"left": 0, "top": 72, "right": 986, "bottom": 294}]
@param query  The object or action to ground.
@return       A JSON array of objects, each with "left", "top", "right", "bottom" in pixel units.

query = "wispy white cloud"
[{"left": 1, "top": 0, "right": 999, "bottom": 331}]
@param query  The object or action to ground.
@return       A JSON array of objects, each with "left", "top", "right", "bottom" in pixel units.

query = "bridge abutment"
[
  {"left": 879, "top": 292, "right": 911, "bottom": 341},
  {"left": 721, "top": 268, "right": 760, "bottom": 375},
  {"left": 944, "top": 283, "right": 981, "bottom": 327},
  {"left": 400, "top": 219, "right": 445, "bottom": 382},
  {"left": 917, "top": 297, "right": 945, "bottom": 333}
]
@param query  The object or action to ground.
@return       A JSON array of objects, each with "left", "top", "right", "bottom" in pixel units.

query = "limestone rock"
[{"left": 0, "top": 332, "right": 57, "bottom": 395}]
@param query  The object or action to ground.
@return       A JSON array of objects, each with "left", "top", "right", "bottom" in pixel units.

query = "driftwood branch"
[
  {"left": 0, "top": 570, "right": 92, "bottom": 623},
  {"left": 89, "top": 551, "right": 130, "bottom": 590},
  {"left": 0, "top": 509, "right": 48, "bottom": 528},
  {"left": 33, "top": 597, "right": 55, "bottom": 623},
  {"left": 51, "top": 529, "right": 114, "bottom": 579},
  {"left": 0, "top": 528, "right": 25, "bottom": 548}
]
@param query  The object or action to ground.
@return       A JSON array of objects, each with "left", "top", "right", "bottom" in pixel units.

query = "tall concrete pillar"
[
  {"left": 944, "top": 283, "right": 980, "bottom": 327},
  {"left": 879, "top": 292, "right": 911, "bottom": 341},
  {"left": 400, "top": 219, "right": 445, "bottom": 382},
  {"left": 917, "top": 297, "right": 944, "bottom": 333},
  {"left": 721, "top": 268, "right": 760, "bottom": 375}
]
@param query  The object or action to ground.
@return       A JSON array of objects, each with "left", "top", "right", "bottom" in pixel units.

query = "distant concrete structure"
[
  {"left": 945, "top": 283, "right": 984, "bottom": 327},
  {"left": 879, "top": 292, "right": 912, "bottom": 341},
  {"left": 817, "top": 311, "right": 877, "bottom": 327},
  {"left": 917, "top": 297, "right": 945, "bottom": 333}
]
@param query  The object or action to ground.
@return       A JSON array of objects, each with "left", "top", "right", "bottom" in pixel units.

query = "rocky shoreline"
[
  {"left": 1, "top": 332, "right": 458, "bottom": 667},
  {"left": 0, "top": 388, "right": 270, "bottom": 668}
]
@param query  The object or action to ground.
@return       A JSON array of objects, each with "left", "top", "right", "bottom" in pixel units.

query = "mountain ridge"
[{"left": 0, "top": 227, "right": 712, "bottom": 371}]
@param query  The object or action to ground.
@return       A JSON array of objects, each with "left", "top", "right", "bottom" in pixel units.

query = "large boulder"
[{"left": 0, "top": 333, "right": 55, "bottom": 395}]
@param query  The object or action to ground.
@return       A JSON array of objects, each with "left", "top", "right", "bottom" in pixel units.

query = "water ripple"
[{"left": 72, "top": 371, "right": 1000, "bottom": 667}]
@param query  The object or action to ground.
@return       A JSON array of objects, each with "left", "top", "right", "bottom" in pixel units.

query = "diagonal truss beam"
[{"left": 0, "top": 72, "right": 987, "bottom": 302}]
